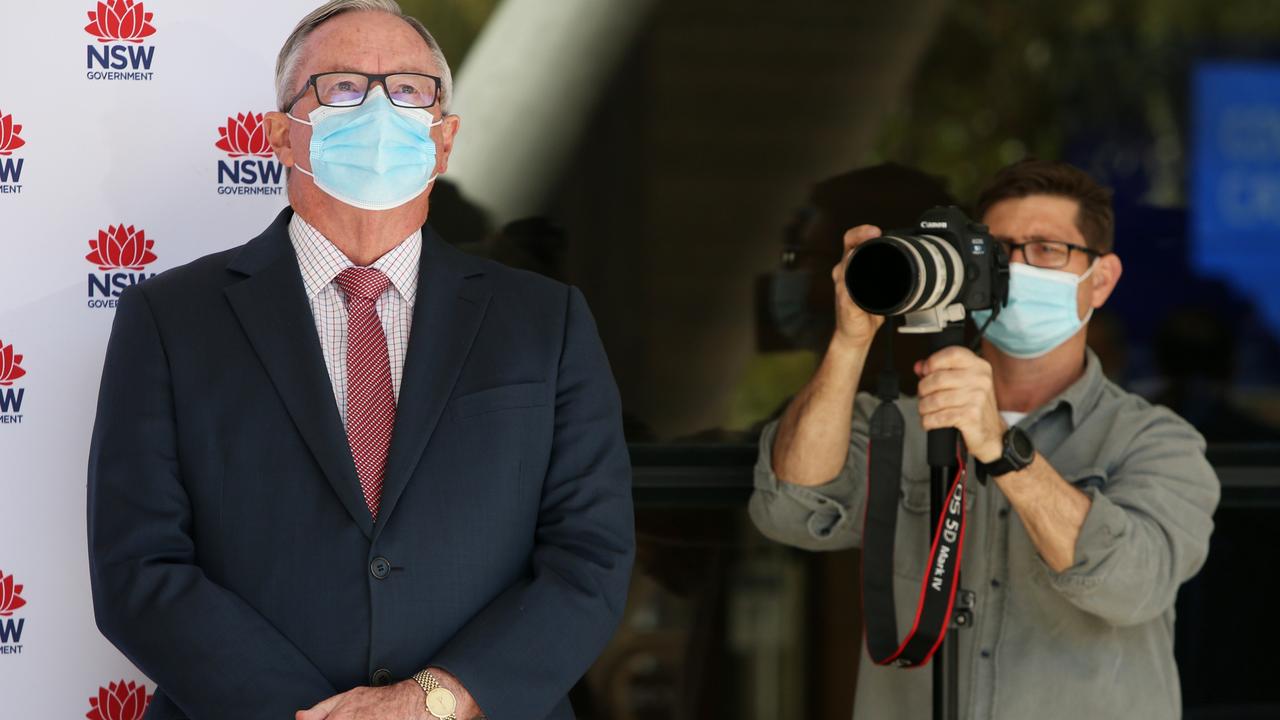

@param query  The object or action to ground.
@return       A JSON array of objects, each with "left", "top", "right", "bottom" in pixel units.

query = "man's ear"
[
  {"left": 264, "top": 111, "right": 295, "bottom": 168},
  {"left": 433, "top": 113, "right": 460, "bottom": 176},
  {"left": 1090, "top": 253, "right": 1123, "bottom": 309}
]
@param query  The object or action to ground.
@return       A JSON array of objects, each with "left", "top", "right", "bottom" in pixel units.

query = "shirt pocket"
[
  {"left": 448, "top": 381, "right": 549, "bottom": 421},
  {"left": 894, "top": 471, "right": 976, "bottom": 580},
  {"left": 894, "top": 474, "right": 933, "bottom": 580}
]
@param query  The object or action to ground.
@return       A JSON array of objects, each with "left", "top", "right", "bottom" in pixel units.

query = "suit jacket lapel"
[
  {"left": 374, "top": 227, "right": 491, "bottom": 540},
  {"left": 223, "top": 209, "right": 375, "bottom": 539}
]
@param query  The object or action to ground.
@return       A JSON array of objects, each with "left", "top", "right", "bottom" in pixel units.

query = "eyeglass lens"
[{"left": 1003, "top": 241, "right": 1072, "bottom": 268}]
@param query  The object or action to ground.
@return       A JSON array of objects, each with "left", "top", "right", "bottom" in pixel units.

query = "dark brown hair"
[{"left": 975, "top": 159, "right": 1115, "bottom": 253}]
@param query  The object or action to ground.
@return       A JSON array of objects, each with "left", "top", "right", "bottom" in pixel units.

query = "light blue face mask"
[
  {"left": 970, "top": 261, "right": 1096, "bottom": 359},
  {"left": 287, "top": 86, "right": 442, "bottom": 211}
]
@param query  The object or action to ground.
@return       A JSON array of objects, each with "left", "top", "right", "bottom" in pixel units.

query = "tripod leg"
[{"left": 933, "top": 646, "right": 945, "bottom": 719}]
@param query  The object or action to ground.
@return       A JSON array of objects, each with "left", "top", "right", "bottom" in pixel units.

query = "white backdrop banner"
[{"left": 0, "top": 1, "right": 322, "bottom": 716}]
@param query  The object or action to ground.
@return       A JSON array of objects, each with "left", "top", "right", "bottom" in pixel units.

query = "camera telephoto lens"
[{"left": 845, "top": 233, "right": 963, "bottom": 316}]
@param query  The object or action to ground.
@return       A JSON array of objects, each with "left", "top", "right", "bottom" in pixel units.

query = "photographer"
[{"left": 749, "top": 160, "right": 1219, "bottom": 719}]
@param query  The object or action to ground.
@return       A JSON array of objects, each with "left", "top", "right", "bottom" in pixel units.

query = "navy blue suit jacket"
[{"left": 87, "top": 208, "right": 635, "bottom": 719}]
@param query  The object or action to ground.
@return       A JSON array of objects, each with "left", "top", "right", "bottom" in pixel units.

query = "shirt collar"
[
  {"left": 288, "top": 213, "right": 421, "bottom": 305},
  {"left": 1021, "top": 348, "right": 1107, "bottom": 429}
]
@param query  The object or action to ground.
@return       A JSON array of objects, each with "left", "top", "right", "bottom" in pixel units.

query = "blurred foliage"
[
  {"left": 873, "top": 0, "right": 1280, "bottom": 204},
  {"left": 399, "top": 0, "right": 501, "bottom": 67}
]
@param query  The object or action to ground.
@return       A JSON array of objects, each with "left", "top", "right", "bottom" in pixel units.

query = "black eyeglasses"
[
  {"left": 285, "top": 71, "right": 442, "bottom": 111},
  {"left": 994, "top": 239, "right": 1102, "bottom": 270}
]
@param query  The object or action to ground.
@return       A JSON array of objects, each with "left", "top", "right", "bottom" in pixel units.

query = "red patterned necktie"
[{"left": 334, "top": 267, "right": 396, "bottom": 520}]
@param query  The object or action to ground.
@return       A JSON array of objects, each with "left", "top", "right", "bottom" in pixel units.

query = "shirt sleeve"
[
  {"left": 748, "top": 392, "right": 885, "bottom": 551},
  {"left": 1045, "top": 405, "right": 1221, "bottom": 627}
]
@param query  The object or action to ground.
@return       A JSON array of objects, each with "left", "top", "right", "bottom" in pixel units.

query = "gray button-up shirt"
[{"left": 749, "top": 350, "right": 1220, "bottom": 719}]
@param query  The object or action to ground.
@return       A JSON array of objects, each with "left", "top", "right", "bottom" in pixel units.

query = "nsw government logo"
[
  {"left": 86, "top": 224, "right": 158, "bottom": 309},
  {"left": 0, "top": 568, "right": 27, "bottom": 655},
  {"left": 216, "top": 112, "right": 283, "bottom": 196},
  {"left": 85, "top": 0, "right": 157, "bottom": 82},
  {"left": 0, "top": 340, "right": 26, "bottom": 426},
  {"left": 87, "top": 680, "right": 153, "bottom": 720},
  {"left": 0, "top": 109, "right": 25, "bottom": 195}
]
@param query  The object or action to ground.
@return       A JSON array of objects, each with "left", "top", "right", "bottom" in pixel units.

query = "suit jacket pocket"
[{"left": 449, "top": 381, "right": 549, "bottom": 421}]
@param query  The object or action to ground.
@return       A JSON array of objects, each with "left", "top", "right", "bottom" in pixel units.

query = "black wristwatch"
[{"left": 977, "top": 426, "right": 1035, "bottom": 479}]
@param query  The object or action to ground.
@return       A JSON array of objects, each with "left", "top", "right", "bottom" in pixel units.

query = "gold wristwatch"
[{"left": 412, "top": 668, "right": 458, "bottom": 720}]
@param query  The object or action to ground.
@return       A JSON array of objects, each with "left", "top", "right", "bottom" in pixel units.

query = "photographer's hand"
[
  {"left": 914, "top": 346, "right": 1005, "bottom": 463},
  {"left": 830, "top": 225, "right": 886, "bottom": 353}
]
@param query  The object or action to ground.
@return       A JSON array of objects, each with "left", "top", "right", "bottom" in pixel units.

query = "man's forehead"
[
  {"left": 983, "top": 196, "right": 1083, "bottom": 237},
  {"left": 300, "top": 12, "right": 434, "bottom": 74}
]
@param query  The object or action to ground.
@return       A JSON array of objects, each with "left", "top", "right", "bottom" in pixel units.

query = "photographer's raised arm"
[
  {"left": 771, "top": 337, "right": 871, "bottom": 485},
  {"left": 771, "top": 226, "right": 883, "bottom": 486}
]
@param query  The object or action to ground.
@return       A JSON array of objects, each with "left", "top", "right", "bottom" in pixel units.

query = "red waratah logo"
[
  {"left": 87, "top": 681, "right": 152, "bottom": 720},
  {"left": 84, "top": 0, "right": 157, "bottom": 44},
  {"left": 216, "top": 113, "right": 273, "bottom": 158},
  {"left": 0, "top": 570, "right": 26, "bottom": 617},
  {"left": 0, "top": 341, "right": 25, "bottom": 387},
  {"left": 86, "top": 225, "right": 158, "bottom": 271},
  {"left": 0, "top": 110, "right": 25, "bottom": 157}
]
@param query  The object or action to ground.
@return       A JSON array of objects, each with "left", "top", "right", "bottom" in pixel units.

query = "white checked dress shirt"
[{"left": 288, "top": 213, "right": 420, "bottom": 425}]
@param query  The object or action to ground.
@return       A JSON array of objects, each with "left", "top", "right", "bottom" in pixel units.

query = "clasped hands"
[{"left": 297, "top": 668, "right": 478, "bottom": 720}]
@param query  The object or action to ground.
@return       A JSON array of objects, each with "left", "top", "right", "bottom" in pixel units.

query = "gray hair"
[{"left": 275, "top": 0, "right": 454, "bottom": 113}]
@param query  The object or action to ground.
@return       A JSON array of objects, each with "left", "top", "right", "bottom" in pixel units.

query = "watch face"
[
  {"left": 426, "top": 687, "right": 456, "bottom": 717},
  {"left": 1009, "top": 428, "right": 1034, "bottom": 463}
]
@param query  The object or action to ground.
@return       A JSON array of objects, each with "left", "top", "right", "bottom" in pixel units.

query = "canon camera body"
[{"left": 844, "top": 206, "right": 1009, "bottom": 333}]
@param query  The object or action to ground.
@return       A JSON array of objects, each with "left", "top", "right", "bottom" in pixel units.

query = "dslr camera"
[{"left": 844, "top": 206, "right": 1009, "bottom": 333}]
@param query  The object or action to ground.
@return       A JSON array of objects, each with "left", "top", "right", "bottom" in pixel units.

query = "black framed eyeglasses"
[
  {"left": 994, "top": 239, "right": 1102, "bottom": 270},
  {"left": 285, "top": 71, "right": 442, "bottom": 111}
]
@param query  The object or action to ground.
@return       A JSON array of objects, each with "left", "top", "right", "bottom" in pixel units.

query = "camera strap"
[{"left": 861, "top": 326, "right": 968, "bottom": 668}]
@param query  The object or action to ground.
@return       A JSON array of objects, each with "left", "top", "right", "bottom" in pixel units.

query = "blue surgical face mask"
[
  {"left": 768, "top": 268, "right": 834, "bottom": 350},
  {"left": 769, "top": 268, "right": 813, "bottom": 341},
  {"left": 287, "top": 86, "right": 442, "bottom": 211},
  {"left": 970, "top": 261, "right": 1096, "bottom": 359}
]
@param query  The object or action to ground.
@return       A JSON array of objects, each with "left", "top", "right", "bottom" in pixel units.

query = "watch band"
[
  {"left": 978, "top": 426, "right": 1035, "bottom": 479},
  {"left": 412, "top": 668, "right": 458, "bottom": 720}
]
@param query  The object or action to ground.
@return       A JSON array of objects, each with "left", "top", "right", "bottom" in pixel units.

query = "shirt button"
[
  {"left": 980, "top": 649, "right": 992, "bottom": 659},
  {"left": 369, "top": 556, "right": 391, "bottom": 579},
  {"left": 991, "top": 579, "right": 1001, "bottom": 588},
  {"left": 371, "top": 668, "right": 392, "bottom": 686},
  {"left": 998, "top": 508, "right": 1009, "bottom": 519}
]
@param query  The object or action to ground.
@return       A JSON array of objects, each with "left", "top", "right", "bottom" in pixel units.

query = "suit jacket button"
[
  {"left": 371, "top": 668, "right": 392, "bottom": 686},
  {"left": 370, "top": 556, "right": 391, "bottom": 579}
]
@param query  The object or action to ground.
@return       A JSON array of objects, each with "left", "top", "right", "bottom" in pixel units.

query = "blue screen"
[{"left": 1191, "top": 62, "right": 1280, "bottom": 333}]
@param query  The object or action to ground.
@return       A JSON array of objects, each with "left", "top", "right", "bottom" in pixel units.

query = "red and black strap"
[{"left": 861, "top": 397, "right": 967, "bottom": 668}]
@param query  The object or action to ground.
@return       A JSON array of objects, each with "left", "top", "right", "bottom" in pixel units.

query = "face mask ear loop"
[
  {"left": 281, "top": 110, "right": 318, "bottom": 177},
  {"left": 1075, "top": 257, "right": 1101, "bottom": 325},
  {"left": 1079, "top": 257, "right": 1099, "bottom": 284}
]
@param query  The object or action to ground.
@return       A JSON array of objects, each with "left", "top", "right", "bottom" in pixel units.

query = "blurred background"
[{"left": 404, "top": 0, "right": 1280, "bottom": 717}]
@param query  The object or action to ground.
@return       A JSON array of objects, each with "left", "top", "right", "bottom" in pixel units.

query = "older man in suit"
[{"left": 87, "top": 2, "right": 634, "bottom": 719}]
